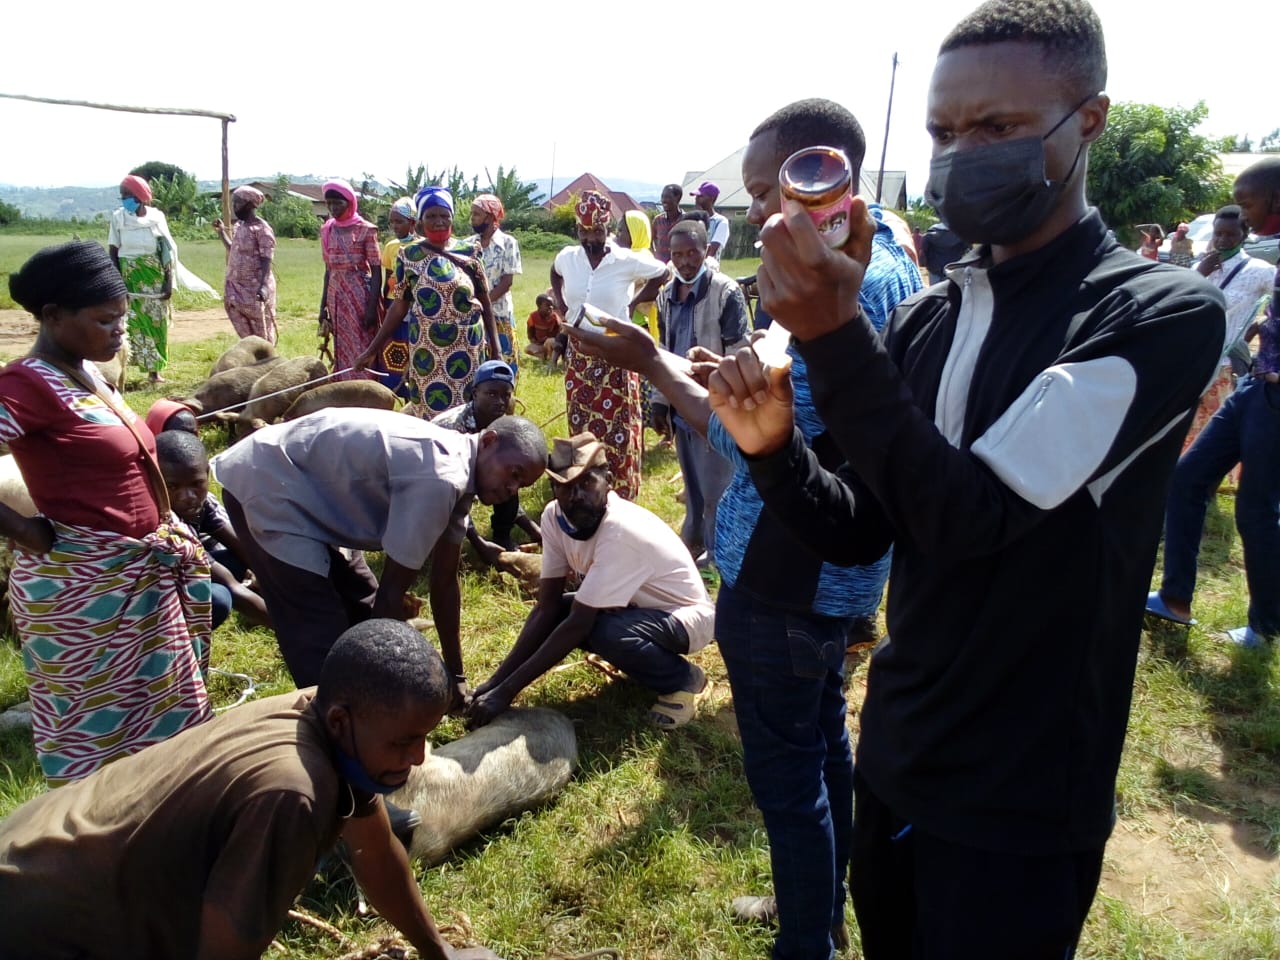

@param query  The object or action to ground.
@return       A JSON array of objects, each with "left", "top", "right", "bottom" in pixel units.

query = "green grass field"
[{"left": 1, "top": 233, "right": 1278, "bottom": 958}]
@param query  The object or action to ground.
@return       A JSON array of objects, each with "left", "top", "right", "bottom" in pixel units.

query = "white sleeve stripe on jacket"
[{"left": 971, "top": 356, "right": 1137, "bottom": 510}]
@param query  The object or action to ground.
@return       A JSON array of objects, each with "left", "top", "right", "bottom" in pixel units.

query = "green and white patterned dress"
[{"left": 108, "top": 206, "right": 176, "bottom": 375}]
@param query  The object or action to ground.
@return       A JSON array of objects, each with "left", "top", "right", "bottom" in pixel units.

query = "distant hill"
[
  {"left": 0, "top": 176, "right": 338, "bottom": 220},
  {"left": 0, "top": 184, "right": 120, "bottom": 220}
]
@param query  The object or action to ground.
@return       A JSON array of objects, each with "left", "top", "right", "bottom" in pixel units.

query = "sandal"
[
  {"left": 1145, "top": 591, "right": 1196, "bottom": 626},
  {"left": 650, "top": 665, "right": 708, "bottom": 730}
]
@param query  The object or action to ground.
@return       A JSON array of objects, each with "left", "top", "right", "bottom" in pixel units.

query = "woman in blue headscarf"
[{"left": 357, "top": 187, "right": 498, "bottom": 416}]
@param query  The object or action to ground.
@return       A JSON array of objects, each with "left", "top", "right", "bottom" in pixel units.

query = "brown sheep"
[
  {"left": 226, "top": 356, "right": 328, "bottom": 437},
  {"left": 280, "top": 380, "right": 399, "bottom": 421},
  {"left": 180, "top": 356, "right": 285, "bottom": 417},
  {"left": 209, "top": 336, "right": 277, "bottom": 376}
]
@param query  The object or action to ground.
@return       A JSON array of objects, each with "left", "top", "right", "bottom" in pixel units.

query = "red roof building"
[{"left": 542, "top": 172, "right": 641, "bottom": 218}]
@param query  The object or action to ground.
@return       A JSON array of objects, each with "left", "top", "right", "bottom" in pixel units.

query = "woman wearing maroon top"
[{"left": 0, "top": 241, "right": 212, "bottom": 786}]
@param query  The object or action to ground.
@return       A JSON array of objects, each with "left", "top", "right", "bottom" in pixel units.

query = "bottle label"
[{"left": 804, "top": 193, "right": 854, "bottom": 248}]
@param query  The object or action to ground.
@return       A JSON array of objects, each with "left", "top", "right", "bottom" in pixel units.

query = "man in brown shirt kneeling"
[{"left": 0, "top": 619, "right": 502, "bottom": 960}]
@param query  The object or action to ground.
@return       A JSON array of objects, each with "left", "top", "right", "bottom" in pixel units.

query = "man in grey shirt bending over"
[{"left": 214, "top": 409, "right": 547, "bottom": 707}]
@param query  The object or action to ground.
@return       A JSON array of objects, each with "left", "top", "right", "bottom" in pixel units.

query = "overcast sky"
[{"left": 1, "top": 0, "right": 1273, "bottom": 198}]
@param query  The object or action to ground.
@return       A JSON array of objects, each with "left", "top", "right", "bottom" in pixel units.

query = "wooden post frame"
[{"left": 0, "top": 92, "right": 237, "bottom": 225}]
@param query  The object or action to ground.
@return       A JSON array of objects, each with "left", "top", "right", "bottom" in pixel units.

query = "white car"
[{"left": 1159, "top": 213, "right": 1279, "bottom": 265}]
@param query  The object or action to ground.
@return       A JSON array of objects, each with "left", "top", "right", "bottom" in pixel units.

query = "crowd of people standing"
[{"left": 3, "top": 0, "right": 1278, "bottom": 956}]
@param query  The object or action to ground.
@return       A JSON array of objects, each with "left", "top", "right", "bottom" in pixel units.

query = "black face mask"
[
  {"left": 925, "top": 95, "right": 1093, "bottom": 247},
  {"left": 582, "top": 241, "right": 606, "bottom": 258}
]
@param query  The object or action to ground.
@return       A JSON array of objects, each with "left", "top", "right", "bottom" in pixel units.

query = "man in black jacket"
[{"left": 705, "top": 1, "right": 1226, "bottom": 957}]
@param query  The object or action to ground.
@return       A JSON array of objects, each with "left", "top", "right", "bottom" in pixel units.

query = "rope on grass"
[
  {"left": 537, "top": 409, "right": 565, "bottom": 430},
  {"left": 209, "top": 667, "right": 257, "bottom": 712},
  {"left": 287, "top": 908, "right": 354, "bottom": 948}
]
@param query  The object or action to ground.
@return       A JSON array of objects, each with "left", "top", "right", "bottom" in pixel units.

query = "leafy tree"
[
  {"left": 128, "top": 161, "right": 219, "bottom": 224},
  {"left": 1260, "top": 128, "right": 1280, "bottom": 153},
  {"left": 388, "top": 164, "right": 430, "bottom": 198},
  {"left": 1218, "top": 134, "right": 1253, "bottom": 153},
  {"left": 486, "top": 166, "right": 544, "bottom": 213},
  {"left": 1087, "top": 101, "right": 1231, "bottom": 244},
  {"left": 259, "top": 175, "right": 320, "bottom": 239},
  {"left": 129, "top": 161, "right": 187, "bottom": 184},
  {"left": 0, "top": 199, "right": 22, "bottom": 225},
  {"left": 903, "top": 198, "right": 939, "bottom": 232}
]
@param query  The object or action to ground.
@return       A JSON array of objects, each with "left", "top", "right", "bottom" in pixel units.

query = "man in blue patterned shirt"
[{"left": 566, "top": 98, "right": 922, "bottom": 960}]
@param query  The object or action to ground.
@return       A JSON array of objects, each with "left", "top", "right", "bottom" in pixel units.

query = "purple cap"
[{"left": 692, "top": 181, "right": 720, "bottom": 199}]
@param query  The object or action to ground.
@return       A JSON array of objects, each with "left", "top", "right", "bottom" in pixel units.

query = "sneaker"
[{"left": 1222, "top": 626, "right": 1266, "bottom": 649}]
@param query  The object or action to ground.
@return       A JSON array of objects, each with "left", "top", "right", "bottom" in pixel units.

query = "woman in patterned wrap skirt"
[{"left": 0, "top": 241, "right": 212, "bottom": 786}]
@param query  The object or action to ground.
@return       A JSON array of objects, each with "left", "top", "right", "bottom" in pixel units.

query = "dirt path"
[
  {"left": 1102, "top": 802, "right": 1277, "bottom": 928},
  {"left": 0, "top": 307, "right": 232, "bottom": 361}
]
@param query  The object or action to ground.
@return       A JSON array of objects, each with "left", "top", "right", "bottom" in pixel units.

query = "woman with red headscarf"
[
  {"left": 550, "top": 190, "right": 668, "bottom": 499},
  {"left": 213, "top": 185, "right": 277, "bottom": 343},
  {"left": 108, "top": 174, "right": 179, "bottom": 383},
  {"left": 319, "top": 180, "right": 382, "bottom": 378}
]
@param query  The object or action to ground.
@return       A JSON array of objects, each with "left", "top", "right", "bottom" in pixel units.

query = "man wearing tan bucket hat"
[{"left": 467, "top": 433, "right": 713, "bottom": 729}]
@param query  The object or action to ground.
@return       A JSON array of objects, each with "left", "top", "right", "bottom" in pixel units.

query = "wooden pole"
[
  {"left": 0, "top": 92, "right": 234, "bottom": 122},
  {"left": 221, "top": 119, "right": 232, "bottom": 229},
  {"left": 0, "top": 91, "right": 237, "bottom": 223}
]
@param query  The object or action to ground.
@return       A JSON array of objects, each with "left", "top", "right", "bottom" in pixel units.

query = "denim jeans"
[
  {"left": 674, "top": 424, "right": 734, "bottom": 562},
  {"left": 1162, "top": 376, "right": 1280, "bottom": 636},
  {"left": 564, "top": 595, "right": 697, "bottom": 696},
  {"left": 716, "top": 582, "right": 852, "bottom": 960},
  {"left": 210, "top": 581, "right": 232, "bottom": 630}
]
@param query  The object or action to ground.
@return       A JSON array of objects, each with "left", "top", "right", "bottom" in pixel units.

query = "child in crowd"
[
  {"left": 525, "top": 293, "right": 564, "bottom": 366},
  {"left": 145, "top": 398, "right": 199, "bottom": 436},
  {"left": 154, "top": 430, "right": 271, "bottom": 629},
  {"left": 433, "top": 360, "right": 542, "bottom": 553}
]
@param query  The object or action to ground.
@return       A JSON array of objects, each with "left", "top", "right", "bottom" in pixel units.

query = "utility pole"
[
  {"left": 549, "top": 142, "right": 557, "bottom": 204},
  {"left": 875, "top": 52, "right": 899, "bottom": 204}
]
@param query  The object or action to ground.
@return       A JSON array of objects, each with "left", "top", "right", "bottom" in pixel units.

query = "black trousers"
[
  {"left": 850, "top": 769, "right": 1104, "bottom": 960},
  {"left": 490, "top": 493, "right": 521, "bottom": 540},
  {"left": 223, "top": 492, "right": 378, "bottom": 687}
]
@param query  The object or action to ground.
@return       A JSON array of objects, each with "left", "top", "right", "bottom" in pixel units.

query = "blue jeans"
[
  {"left": 210, "top": 582, "right": 232, "bottom": 630},
  {"left": 675, "top": 423, "right": 734, "bottom": 563},
  {"left": 568, "top": 596, "right": 697, "bottom": 696},
  {"left": 716, "top": 582, "right": 852, "bottom": 960},
  {"left": 1162, "top": 376, "right": 1280, "bottom": 636}
]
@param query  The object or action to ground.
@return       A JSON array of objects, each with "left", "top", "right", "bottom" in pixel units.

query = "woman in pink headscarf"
[
  {"left": 319, "top": 180, "right": 382, "bottom": 377},
  {"left": 213, "top": 185, "right": 277, "bottom": 343},
  {"left": 550, "top": 190, "right": 668, "bottom": 499}
]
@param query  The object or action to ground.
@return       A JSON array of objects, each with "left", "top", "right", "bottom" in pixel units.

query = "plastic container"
[
  {"left": 779, "top": 145, "right": 855, "bottom": 248},
  {"left": 572, "top": 303, "right": 619, "bottom": 335}
]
